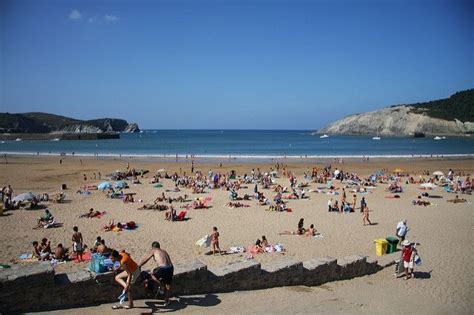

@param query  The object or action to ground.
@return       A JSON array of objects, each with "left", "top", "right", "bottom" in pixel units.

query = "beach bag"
[
  {"left": 394, "top": 259, "right": 404, "bottom": 275},
  {"left": 274, "top": 244, "right": 284, "bottom": 252},
  {"left": 89, "top": 254, "right": 106, "bottom": 273},
  {"left": 414, "top": 254, "right": 422, "bottom": 266}
]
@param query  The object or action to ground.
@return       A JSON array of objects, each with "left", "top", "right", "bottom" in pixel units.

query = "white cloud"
[
  {"left": 69, "top": 9, "right": 82, "bottom": 20},
  {"left": 104, "top": 15, "right": 118, "bottom": 22},
  {"left": 88, "top": 17, "right": 96, "bottom": 24}
]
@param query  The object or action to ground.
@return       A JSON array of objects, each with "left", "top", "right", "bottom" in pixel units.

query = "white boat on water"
[
  {"left": 51, "top": 138, "right": 60, "bottom": 141},
  {"left": 15, "top": 138, "right": 22, "bottom": 141},
  {"left": 320, "top": 134, "right": 329, "bottom": 139},
  {"left": 434, "top": 136, "right": 442, "bottom": 140},
  {"left": 372, "top": 136, "right": 381, "bottom": 140}
]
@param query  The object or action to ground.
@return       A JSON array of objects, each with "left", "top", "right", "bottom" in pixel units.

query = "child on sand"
[
  {"left": 72, "top": 226, "right": 84, "bottom": 262},
  {"left": 211, "top": 227, "right": 221, "bottom": 255},
  {"left": 362, "top": 204, "right": 372, "bottom": 226}
]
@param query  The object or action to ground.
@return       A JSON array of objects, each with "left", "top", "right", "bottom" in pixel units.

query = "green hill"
[
  {"left": 0, "top": 112, "right": 139, "bottom": 133},
  {"left": 407, "top": 89, "right": 474, "bottom": 122}
]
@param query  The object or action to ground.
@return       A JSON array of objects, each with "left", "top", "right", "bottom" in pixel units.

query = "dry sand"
[{"left": 1, "top": 155, "right": 473, "bottom": 314}]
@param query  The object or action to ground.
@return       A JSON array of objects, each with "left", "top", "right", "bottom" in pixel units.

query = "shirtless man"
[
  {"left": 138, "top": 242, "right": 174, "bottom": 306},
  {"left": 72, "top": 226, "right": 84, "bottom": 262},
  {"left": 54, "top": 243, "right": 69, "bottom": 261},
  {"left": 32, "top": 241, "right": 42, "bottom": 259}
]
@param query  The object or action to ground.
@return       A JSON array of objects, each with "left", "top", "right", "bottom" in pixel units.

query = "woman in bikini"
[{"left": 211, "top": 226, "right": 221, "bottom": 255}]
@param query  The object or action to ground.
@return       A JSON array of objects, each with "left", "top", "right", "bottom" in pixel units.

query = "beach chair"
[{"left": 175, "top": 211, "right": 187, "bottom": 221}]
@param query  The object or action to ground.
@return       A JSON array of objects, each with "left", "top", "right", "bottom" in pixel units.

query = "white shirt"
[{"left": 396, "top": 221, "right": 407, "bottom": 237}]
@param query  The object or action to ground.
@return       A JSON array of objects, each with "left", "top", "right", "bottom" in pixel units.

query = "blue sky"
[{"left": 1, "top": 0, "right": 473, "bottom": 129}]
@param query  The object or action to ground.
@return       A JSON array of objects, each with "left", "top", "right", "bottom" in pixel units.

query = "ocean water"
[{"left": 0, "top": 130, "right": 473, "bottom": 158}]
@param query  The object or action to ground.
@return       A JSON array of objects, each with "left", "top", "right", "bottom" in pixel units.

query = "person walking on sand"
[
  {"left": 401, "top": 240, "right": 417, "bottom": 280},
  {"left": 360, "top": 197, "right": 367, "bottom": 213},
  {"left": 211, "top": 227, "right": 221, "bottom": 255},
  {"left": 362, "top": 204, "right": 372, "bottom": 226},
  {"left": 396, "top": 219, "right": 408, "bottom": 244},
  {"left": 138, "top": 242, "right": 174, "bottom": 306},
  {"left": 72, "top": 226, "right": 84, "bottom": 262},
  {"left": 111, "top": 250, "right": 141, "bottom": 309}
]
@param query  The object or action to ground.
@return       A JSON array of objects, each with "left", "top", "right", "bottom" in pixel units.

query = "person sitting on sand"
[
  {"left": 96, "top": 239, "right": 110, "bottom": 255},
  {"left": 104, "top": 220, "right": 116, "bottom": 231},
  {"left": 252, "top": 239, "right": 265, "bottom": 254},
  {"left": 40, "top": 238, "right": 52, "bottom": 259},
  {"left": 155, "top": 193, "right": 167, "bottom": 203},
  {"left": 32, "top": 241, "right": 42, "bottom": 260},
  {"left": 211, "top": 226, "right": 221, "bottom": 255},
  {"left": 165, "top": 206, "right": 177, "bottom": 221},
  {"left": 447, "top": 195, "right": 467, "bottom": 203},
  {"left": 132, "top": 176, "right": 141, "bottom": 184},
  {"left": 261, "top": 235, "right": 269, "bottom": 248},
  {"left": 305, "top": 224, "right": 317, "bottom": 237},
  {"left": 174, "top": 194, "right": 188, "bottom": 202},
  {"left": 279, "top": 218, "right": 305, "bottom": 235},
  {"left": 54, "top": 243, "right": 69, "bottom": 261},
  {"left": 35, "top": 209, "right": 54, "bottom": 229},
  {"left": 123, "top": 194, "right": 135, "bottom": 203}
]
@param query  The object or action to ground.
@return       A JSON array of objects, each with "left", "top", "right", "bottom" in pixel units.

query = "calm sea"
[{"left": 0, "top": 130, "right": 473, "bottom": 158}]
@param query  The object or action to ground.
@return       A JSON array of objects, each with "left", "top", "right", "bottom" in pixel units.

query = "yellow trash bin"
[{"left": 374, "top": 239, "right": 388, "bottom": 256}]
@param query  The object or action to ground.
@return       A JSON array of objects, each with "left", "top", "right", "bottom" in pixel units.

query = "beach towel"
[
  {"left": 195, "top": 235, "right": 211, "bottom": 247},
  {"left": 313, "top": 234, "right": 324, "bottom": 239},
  {"left": 153, "top": 184, "right": 163, "bottom": 188},
  {"left": 227, "top": 246, "right": 245, "bottom": 254},
  {"left": 73, "top": 251, "right": 91, "bottom": 263},
  {"left": 19, "top": 253, "right": 33, "bottom": 260}
]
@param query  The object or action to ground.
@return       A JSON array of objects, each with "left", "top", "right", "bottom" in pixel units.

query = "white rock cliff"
[{"left": 317, "top": 106, "right": 473, "bottom": 136}]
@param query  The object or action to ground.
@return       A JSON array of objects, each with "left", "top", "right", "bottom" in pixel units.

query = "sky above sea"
[{"left": 1, "top": 0, "right": 473, "bottom": 129}]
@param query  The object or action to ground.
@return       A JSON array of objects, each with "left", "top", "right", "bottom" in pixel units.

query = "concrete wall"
[{"left": 0, "top": 255, "right": 383, "bottom": 313}]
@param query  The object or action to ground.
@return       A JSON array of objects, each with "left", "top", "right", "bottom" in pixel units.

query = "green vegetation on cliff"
[
  {"left": 0, "top": 112, "right": 139, "bottom": 133},
  {"left": 407, "top": 89, "right": 474, "bottom": 122}
]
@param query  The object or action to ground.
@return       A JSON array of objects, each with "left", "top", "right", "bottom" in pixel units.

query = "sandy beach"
[{"left": 1, "top": 155, "right": 473, "bottom": 313}]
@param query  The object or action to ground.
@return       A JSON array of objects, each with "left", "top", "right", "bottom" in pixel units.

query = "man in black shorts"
[{"left": 138, "top": 242, "right": 174, "bottom": 306}]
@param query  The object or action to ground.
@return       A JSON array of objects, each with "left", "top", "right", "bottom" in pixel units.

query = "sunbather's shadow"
[
  {"left": 413, "top": 270, "right": 432, "bottom": 280},
  {"left": 26, "top": 204, "right": 48, "bottom": 210},
  {"left": 142, "top": 294, "right": 221, "bottom": 313},
  {"left": 369, "top": 222, "right": 379, "bottom": 226}
]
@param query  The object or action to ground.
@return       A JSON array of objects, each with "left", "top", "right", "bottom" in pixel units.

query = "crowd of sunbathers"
[{"left": 32, "top": 238, "right": 69, "bottom": 261}]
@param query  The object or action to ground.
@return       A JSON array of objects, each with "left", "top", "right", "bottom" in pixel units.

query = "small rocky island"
[
  {"left": 0, "top": 112, "right": 140, "bottom": 140},
  {"left": 316, "top": 89, "right": 474, "bottom": 137}
]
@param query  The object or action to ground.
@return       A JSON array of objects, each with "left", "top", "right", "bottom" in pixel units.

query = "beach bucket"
[
  {"left": 385, "top": 236, "right": 399, "bottom": 254},
  {"left": 374, "top": 239, "right": 388, "bottom": 256}
]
